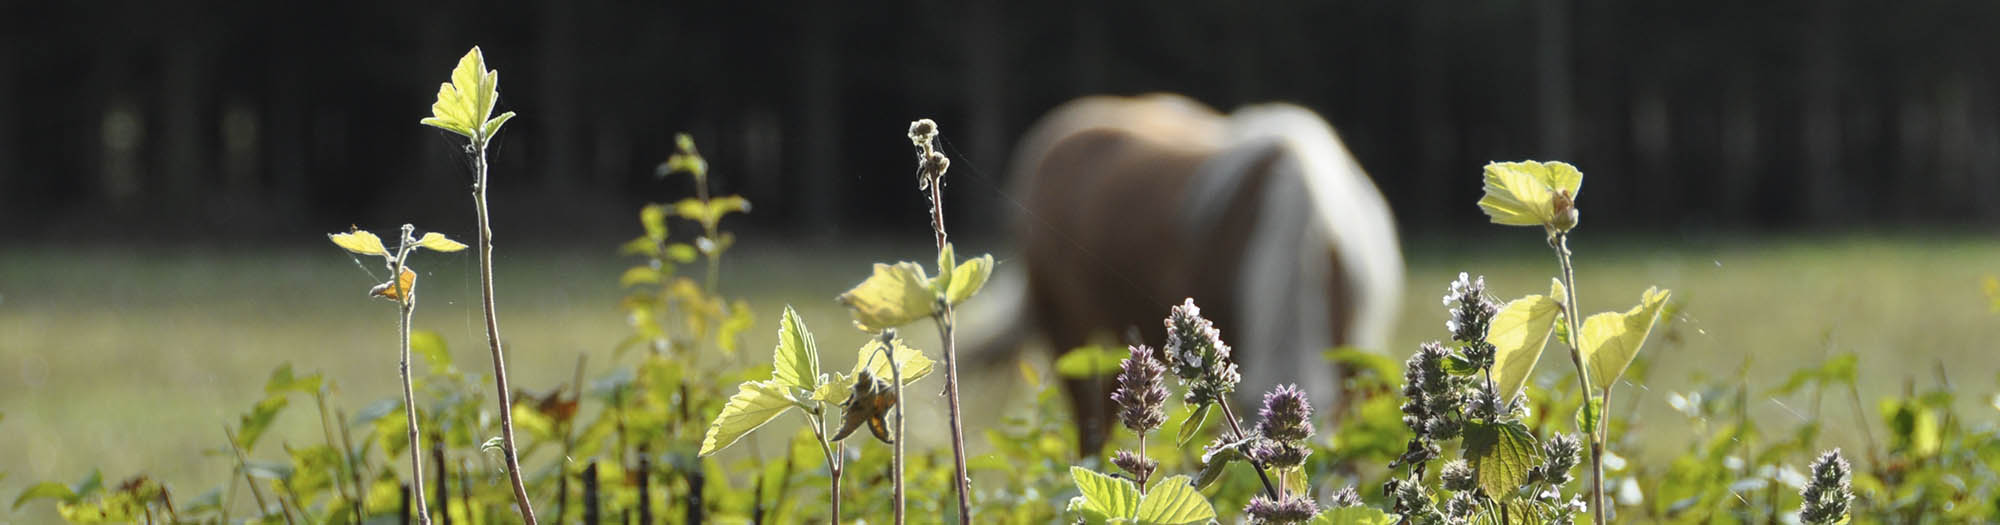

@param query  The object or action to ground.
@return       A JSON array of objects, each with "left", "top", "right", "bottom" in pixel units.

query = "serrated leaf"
[
  {"left": 420, "top": 47, "right": 510, "bottom": 142},
  {"left": 836, "top": 262, "right": 936, "bottom": 332},
  {"left": 1463, "top": 420, "right": 1539, "bottom": 500},
  {"left": 1311, "top": 506, "right": 1400, "bottom": 525},
  {"left": 771, "top": 306, "right": 820, "bottom": 391},
  {"left": 1055, "top": 345, "right": 1126, "bottom": 379},
  {"left": 1176, "top": 403, "right": 1212, "bottom": 447},
  {"left": 481, "top": 111, "right": 517, "bottom": 139},
  {"left": 1581, "top": 287, "right": 1671, "bottom": 388},
  {"left": 851, "top": 337, "right": 934, "bottom": 392},
  {"left": 1134, "top": 475, "right": 1216, "bottom": 524},
  {"left": 1070, "top": 466, "right": 1140, "bottom": 522},
  {"left": 697, "top": 380, "right": 794, "bottom": 456},
  {"left": 14, "top": 482, "right": 78, "bottom": 509},
  {"left": 946, "top": 253, "right": 995, "bottom": 305},
  {"left": 1487, "top": 291, "right": 1563, "bottom": 400},
  {"left": 414, "top": 232, "right": 467, "bottom": 252},
  {"left": 1477, "top": 160, "right": 1584, "bottom": 228},
  {"left": 329, "top": 230, "right": 388, "bottom": 257},
  {"left": 1194, "top": 437, "right": 1252, "bottom": 489}
]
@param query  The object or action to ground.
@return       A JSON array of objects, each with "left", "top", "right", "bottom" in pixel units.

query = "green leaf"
[
  {"left": 934, "top": 243, "right": 958, "bottom": 295},
  {"left": 14, "top": 482, "right": 78, "bottom": 509},
  {"left": 409, "top": 330, "right": 452, "bottom": 370},
  {"left": 237, "top": 395, "right": 289, "bottom": 451},
  {"left": 1176, "top": 403, "right": 1212, "bottom": 447},
  {"left": 849, "top": 337, "right": 935, "bottom": 394},
  {"left": 946, "top": 253, "right": 995, "bottom": 305},
  {"left": 698, "top": 380, "right": 794, "bottom": 457},
  {"left": 413, "top": 232, "right": 468, "bottom": 253},
  {"left": 1134, "top": 475, "right": 1217, "bottom": 524},
  {"left": 1581, "top": 287, "right": 1671, "bottom": 388},
  {"left": 1462, "top": 420, "right": 1539, "bottom": 500},
  {"left": 1055, "top": 345, "right": 1127, "bottom": 379},
  {"left": 1311, "top": 506, "right": 1400, "bottom": 525},
  {"left": 70, "top": 470, "right": 102, "bottom": 500},
  {"left": 420, "top": 47, "right": 510, "bottom": 141},
  {"left": 1442, "top": 354, "right": 1482, "bottom": 376},
  {"left": 1069, "top": 466, "right": 1140, "bottom": 522},
  {"left": 665, "top": 243, "right": 699, "bottom": 263},
  {"left": 263, "top": 363, "right": 322, "bottom": 396},
  {"left": 639, "top": 204, "right": 669, "bottom": 241},
  {"left": 1486, "top": 286, "right": 1563, "bottom": 400},
  {"left": 771, "top": 306, "right": 820, "bottom": 391},
  {"left": 620, "top": 266, "right": 662, "bottom": 287},
  {"left": 1576, "top": 394, "right": 1603, "bottom": 435},
  {"left": 718, "top": 300, "right": 754, "bottom": 353},
  {"left": 1477, "top": 160, "right": 1583, "bottom": 228},
  {"left": 1194, "top": 437, "right": 1252, "bottom": 490},
  {"left": 836, "top": 262, "right": 937, "bottom": 332},
  {"left": 328, "top": 230, "right": 388, "bottom": 257}
]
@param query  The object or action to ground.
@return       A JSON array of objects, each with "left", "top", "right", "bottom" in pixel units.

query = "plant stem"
[
  {"left": 1552, "top": 233, "right": 1604, "bottom": 525},
  {"left": 223, "top": 427, "right": 282, "bottom": 524},
  {"left": 809, "top": 412, "right": 843, "bottom": 524},
  {"left": 336, "top": 407, "right": 367, "bottom": 521},
  {"left": 391, "top": 234, "right": 433, "bottom": 525},
  {"left": 469, "top": 139, "right": 538, "bottom": 524},
  {"left": 880, "top": 334, "right": 907, "bottom": 525},
  {"left": 1216, "top": 399, "right": 1282, "bottom": 499}
]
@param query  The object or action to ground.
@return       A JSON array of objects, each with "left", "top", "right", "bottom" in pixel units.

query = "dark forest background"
[{"left": 4, "top": 1, "right": 1998, "bottom": 242}]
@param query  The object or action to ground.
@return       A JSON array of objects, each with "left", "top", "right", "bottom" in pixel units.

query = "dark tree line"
[{"left": 3, "top": 0, "right": 1996, "bottom": 241}]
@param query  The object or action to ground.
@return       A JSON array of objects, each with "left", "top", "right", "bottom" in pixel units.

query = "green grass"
[{"left": 2, "top": 233, "right": 1996, "bottom": 519}]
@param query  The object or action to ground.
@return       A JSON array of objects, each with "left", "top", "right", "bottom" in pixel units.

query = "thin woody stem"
[
  {"left": 391, "top": 229, "right": 432, "bottom": 525},
  {"left": 470, "top": 139, "right": 539, "bottom": 524},
  {"left": 1217, "top": 399, "right": 1281, "bottom": 500}
]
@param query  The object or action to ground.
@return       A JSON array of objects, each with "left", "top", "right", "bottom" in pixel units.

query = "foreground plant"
[
  {"left": 328, "top": 225, "right": 466, "bottom": 524},
  {"left": 1478, "top": 160, "right": 1671, "bottom": 524},
  {"left": 698, "top": 306, "right": 933, "bottom": 523},
  {"left": 834, "top": 118, "right": 994, "bottom": 523},
  {"left": 418, "top": 45, "right": 534, "bottom": 523}
]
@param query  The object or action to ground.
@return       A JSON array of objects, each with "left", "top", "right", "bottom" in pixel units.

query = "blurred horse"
[{"left": 966, "top": 94, "right": 1404, "bottom": 453}]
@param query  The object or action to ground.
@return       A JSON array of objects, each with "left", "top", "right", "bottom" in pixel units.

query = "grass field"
[{"left": 3, "top": 232, "right": 1997, "bottom": 519}]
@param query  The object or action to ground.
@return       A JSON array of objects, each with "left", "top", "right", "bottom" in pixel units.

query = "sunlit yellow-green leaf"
[
  {"left": 1486, "top": 284, "right": 1564, "bottom": 400},
  {"left": 328, "top": 230, "right": 388, "bottom": 257},
  {"left": 1463, "top": 420, "right": 1538, "bottom": 500},
  {"left": 1068, "top": 466, "right": 1140, "bottom": 522},
  {"left": 697, "top": 380, "right": 794, "bottom": 457},
  {"left": 946, "top": 253, "right": 995, "bottom": 306},
  {"left": 1581, "top": 287, "right": 1671, "bottom": 388},
  {"left": 853, "top": 337, "right": 934, "bottom": 387},
  {"left": 771, "top": 306, "right": 820, "bottom": 391},
  {"left": 1477, "top": 160, "right": 1583, "bottom": 228},
  {"left": 413, "top": 232, "right": 467, "bottom": 252},
  {"left": 718, "top": 300, "right": 754, "bottom": 353},
  {"left": 420, "top": 47, "right": 511, "bottom": 142},
  {"left": 1133, "top": 475, "right": 1216, "bottom": 524},
  {"left": 836, "top": 262, "right": 936, "bottom": 332}
]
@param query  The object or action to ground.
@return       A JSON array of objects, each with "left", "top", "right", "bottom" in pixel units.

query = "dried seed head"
[{"left": 1441, "top": 459, "right": 1477, "bottom": 492}]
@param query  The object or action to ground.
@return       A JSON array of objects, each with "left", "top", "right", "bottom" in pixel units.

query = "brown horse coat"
[{"left": 969, "top": 94, "right": 1404, "bottom": 453}]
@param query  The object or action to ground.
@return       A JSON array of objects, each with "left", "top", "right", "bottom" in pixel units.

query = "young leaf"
[
  {"left": 414, "top": 232, "right": 468, "bottom": 252},
  {"left": 836, "top": 262, "right": 936, "bottom": 332},
  {"left": 329, "top": 230, "right": 388, "bottom": 257},
  {"left": 1581, "top": 287, "right": 1671, "bottom": 388},
  {"left": 1477, "top": 160, "right": 1583, "bottom": 228},
  {"left": 419, "top": 47, "right": 513, "bottom": 141},
  {"left": 369, "top": 267, "right": 417, "bottom": 302},
  {"left": 1486, "top": 286, "right": 1563, "bottom": 400},
  {"left": 946, "top": 253, "right": 995, "bottom": 305},
  {"left": 263, "top": 363, "right": 322, "bottom": 396},
  {"left": 697, "top": 380, "right": 795, "bottom": 457},
  {"left": 1463, "top": 420, "right": 1538, "bottom": 500},
  {"left": 771, "top": 306, "right": 820, "bottom": 391},
  {"left": 1311, "top": 506, "right": 1400, "bottom": 525},
  {"left": 1194, "top": 437, "right": 1252, "bottom": 489},
  {"left": 237, "top": 395, "right": 289, "bottom": 451},
  {"left": 1055, "top": 345, "right": 1127, "bottom": 379},
  {"left": 1068, "top": 466, "right": 1141, "bottom": 522},
  {"left": 852, "top": 337, "right": 935, "bottom": 389},
  {"left": 717, "top": 300, "right": 754, "bottom": 353},
  {"left": 13, "top": 482, "right": 78, "bottom": 509},
  {"left": 1176, "top": 403, "right": 1212, "bottom": 447},
  {"left": 1133, "top": 475, "right": 1217, "bottom": 524},
  {"left": 933, "top": 243, "right": 958, "bottom": 295},
  {"left": 1576, "top": 394, "right": 1603, "bottom": 435}
]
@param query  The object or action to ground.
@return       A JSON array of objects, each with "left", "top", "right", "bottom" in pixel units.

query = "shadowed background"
[{"left": 4, "top": 0, "right": 2000, "bottom": 520}]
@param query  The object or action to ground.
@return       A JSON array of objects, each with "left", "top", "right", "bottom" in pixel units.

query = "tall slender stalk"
[
  {"left": 1551, "top": 233, "right": 1604, "bottom": 525},
  {"left": 911, "top": 118, "right": 974, "bottom": 524},
  {"left": 1216, "top": 398, "right": 1281, "bottom": 499},
  {"left": 468, "top": 139, "right": 539, "bottom": 524},
  {"left": 879, "top": 332, "right": 907, "bottom": 525},
  {"left": 389, "top": 226, "right": 433, "bottom": 525}
]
